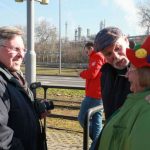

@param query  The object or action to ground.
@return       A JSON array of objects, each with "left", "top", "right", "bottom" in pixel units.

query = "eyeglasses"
[{"left": 0, "top": 45, "right": 27, "bottom": 54}]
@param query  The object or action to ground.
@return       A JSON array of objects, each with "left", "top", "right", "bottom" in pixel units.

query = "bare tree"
[
  {"left": 138, "top": 1, "right": 150, "bottom": 34},
  {"left": 35, "top": 19, "right": 58, "bottom": 51},
  {"left": 15, "top": 22, "right": 88, "bottom": 65}
]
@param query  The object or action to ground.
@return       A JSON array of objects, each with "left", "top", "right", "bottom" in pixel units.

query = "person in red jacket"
[{"left": 78, "top": 41, "right": 105, "bottom": 150}]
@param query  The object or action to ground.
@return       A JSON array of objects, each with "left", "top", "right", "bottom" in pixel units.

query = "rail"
[
  {"left": 30, "top": 82, "right": 103, "bottom": 150},
  {"left": 30, "top": 82, "right": 85, "bottom": 131},
  {"left": 83, "top": 105, "right": 103, "bottom": 150},
  {"left": 30, "top": 82, "right": 85, "bottom": 99}
]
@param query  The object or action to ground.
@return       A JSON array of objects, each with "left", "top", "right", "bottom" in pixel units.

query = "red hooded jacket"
[{"left": 80, "top": 51, "right": 106, "bottom": 99}]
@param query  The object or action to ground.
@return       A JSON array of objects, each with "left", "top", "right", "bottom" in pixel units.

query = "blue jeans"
[{"left": 78, "top": 96, "right": 103, "bottom": 150}]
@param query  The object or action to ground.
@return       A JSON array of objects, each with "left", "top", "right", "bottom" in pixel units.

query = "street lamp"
[
  {"left": 15, "top": 0, "right": 49, "bottom": 5},
  {"left": 15, "top": 0, "right": 48, "bottom": 85}
]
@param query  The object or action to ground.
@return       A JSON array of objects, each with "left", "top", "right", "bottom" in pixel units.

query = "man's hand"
[{"left": 40, "top": 110, "right": 50, "bottom": 119}]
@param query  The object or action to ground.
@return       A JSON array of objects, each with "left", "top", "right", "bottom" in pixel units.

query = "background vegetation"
[{"left": 17, "top": 1, "right": 150, "bottom": 68}]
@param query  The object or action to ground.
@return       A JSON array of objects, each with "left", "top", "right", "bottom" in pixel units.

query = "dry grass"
[
  {"left": 36, "top": 88, "right": 84, "bottom": 132},
  {"left": 46, "top": 118, "right": 83, "bottom": 133},
  {"left": 21, "top": 65, "right": 82, "bottom": 76},
  {"left": 36, "top": 88, "right": 84, "bottom": 100},
  {"left": 51, "top": 108, "right": 79, "bottom": 117}
]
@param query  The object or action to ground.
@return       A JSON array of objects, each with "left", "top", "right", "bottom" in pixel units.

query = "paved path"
[{"left": 46, "top": 128, "right": 85, "bottom": 150}]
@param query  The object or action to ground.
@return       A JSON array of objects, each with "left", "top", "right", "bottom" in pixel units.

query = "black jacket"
[
  {"left": 101, "top": 63, "right": 131, "bottom": 120},
  {"left": 0, "top": 65, "right": 44, "bottom": 150}
]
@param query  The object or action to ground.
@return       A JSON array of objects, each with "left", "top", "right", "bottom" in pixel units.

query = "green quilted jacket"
[{"left": 99, "top": 89, "right": 150, "bottom": 150}]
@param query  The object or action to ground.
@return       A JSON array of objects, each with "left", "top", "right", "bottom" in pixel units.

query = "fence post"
[
  {"left": 43, "top": 86, "right": 48, "bottom": 131},
  {"left": 83, "top": 105, "right": 103, "bottom": 150}
]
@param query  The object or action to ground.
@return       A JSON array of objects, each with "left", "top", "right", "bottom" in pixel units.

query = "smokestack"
[
  {"left": 75, "top": 29, "right": 78, "bottom": 41},
  {"left": 87, "top": 28, "right": 90, "bottom": 38},
  {"left": 65, "top": 22, "right": 68, "bottom": 42},
  {"left": 78, "top": 26, "right": 82, "bottom": 41}
]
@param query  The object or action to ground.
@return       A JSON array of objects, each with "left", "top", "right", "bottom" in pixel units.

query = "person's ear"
[{"left": 90, "top": 46, "right": 94, "bottom": 51}]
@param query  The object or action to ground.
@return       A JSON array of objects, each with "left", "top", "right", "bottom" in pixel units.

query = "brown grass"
[
  {"left": 36, "top": 88, "right": 84, "bottom": 132},
  {"left": 46, "top": 117, "right": 83, "bottom": 133}
]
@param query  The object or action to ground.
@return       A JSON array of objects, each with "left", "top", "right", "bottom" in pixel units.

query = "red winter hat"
[{"left": 126, "top": 36, "right": 150, "bottom": 68}]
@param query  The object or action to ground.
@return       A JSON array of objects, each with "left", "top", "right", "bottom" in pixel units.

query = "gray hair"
[
  {"left": 94, "top": 26, "right": 123, "bottom": 52},
  {"left": 138, "top": 67, "right": 150, "bottom": 88},
  {"left": 0, "top": 26, "right": 23, "bottom": 45}
]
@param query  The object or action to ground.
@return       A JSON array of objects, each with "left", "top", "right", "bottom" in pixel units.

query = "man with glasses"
[
  {"left": 0, "top": 26, "right": 46, "bottom": 150},
  {"left": 94, "top": 27, "right": 131, "bottom": 120}
]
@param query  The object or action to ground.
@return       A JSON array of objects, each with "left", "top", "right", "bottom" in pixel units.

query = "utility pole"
[
  {"left": 15, "top": 0, "right": 48, "bottom": 85},
  {"left": 26, "top": 0, "right": 36, "bottom": 85},
  {"left": 59, "top": 0, "right": 62, "bottom": 74}
]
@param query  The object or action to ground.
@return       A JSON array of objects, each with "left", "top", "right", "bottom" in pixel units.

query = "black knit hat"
[{"left": 94, "top": 27, "right": 123, "bottom": 52}]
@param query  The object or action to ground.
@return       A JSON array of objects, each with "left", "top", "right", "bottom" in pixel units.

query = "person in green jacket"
[{"left": 97, "top": 35, "right": 150, "bottom": 150}]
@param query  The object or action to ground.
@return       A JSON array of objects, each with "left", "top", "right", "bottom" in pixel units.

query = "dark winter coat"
[
  {"left": 101, "top": 63, "right": 131, "bottom": 120},
  {"left": 0, "top": 64, "right": 44, "bottom": 150}
]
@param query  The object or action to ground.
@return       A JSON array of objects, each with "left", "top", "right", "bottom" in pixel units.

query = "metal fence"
[{"left": 31, "top": 82, "right": 104, "bottom": 150}]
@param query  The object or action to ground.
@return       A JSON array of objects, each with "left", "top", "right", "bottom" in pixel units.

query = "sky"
[{"left": 0, "top": 0, "right": 148, "bottom": 40}]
